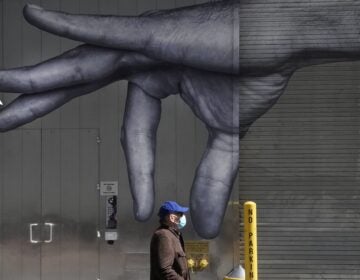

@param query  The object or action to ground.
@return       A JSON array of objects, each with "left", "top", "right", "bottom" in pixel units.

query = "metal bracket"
[
  {"left": 44, "top": 223, "right": 55, "bottom": 243},
  {"left": 29, "top": 223, "right": 40, "bottom": 244}
]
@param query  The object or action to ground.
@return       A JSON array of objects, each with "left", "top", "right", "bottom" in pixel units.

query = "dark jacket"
[{"left": 150, "top": 224, "right": 190, "bottom": 280}]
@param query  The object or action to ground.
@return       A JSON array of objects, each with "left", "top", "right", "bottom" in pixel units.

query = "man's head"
[{"left": 158, "top": 201, "right": 189, "bottom": 229}]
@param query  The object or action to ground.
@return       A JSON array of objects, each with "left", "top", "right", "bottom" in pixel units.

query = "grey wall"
[
  {"left": 0, "top": 0, "right": 238, "bottom": 280},
  {"left": 1, "top": 0, "right": 360, "bottom": 280}
]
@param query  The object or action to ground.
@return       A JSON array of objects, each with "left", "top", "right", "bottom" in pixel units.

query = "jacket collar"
[{"left": 159, "top": 223, "right": 181, "bottom": 238}]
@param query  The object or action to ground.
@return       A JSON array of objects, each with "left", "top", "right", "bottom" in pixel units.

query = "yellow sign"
[{"left": 185, "top": 241, "right": 209, "bottom": 254}]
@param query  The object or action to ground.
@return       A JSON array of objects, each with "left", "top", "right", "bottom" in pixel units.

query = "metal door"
[
  {"left": 0, "top": 129, "right": 100, "bottom": 280},
  {"left": 0, "top": 130, "right": 42, "bottom": 280}
]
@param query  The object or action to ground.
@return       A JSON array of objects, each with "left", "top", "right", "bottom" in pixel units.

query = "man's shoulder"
[
  {"left": 154, "top": 227, "right": 171, "bottom": 236},
  {"left": 153, "top": 226, "right": 177, "bottom": 240}
]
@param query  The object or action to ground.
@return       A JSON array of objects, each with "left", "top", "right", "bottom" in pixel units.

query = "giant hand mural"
[{"left": 0, "top": 0, "right": 358, "bottom": 238}]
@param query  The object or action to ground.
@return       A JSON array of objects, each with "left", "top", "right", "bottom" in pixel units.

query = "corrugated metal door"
[{"left": 239, "top": 62, "right": 360, "bottom": 279}]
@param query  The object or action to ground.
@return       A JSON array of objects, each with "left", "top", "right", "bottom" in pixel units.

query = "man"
[{"left": 150, "top": 201, "right": 190, "bottom": 280}]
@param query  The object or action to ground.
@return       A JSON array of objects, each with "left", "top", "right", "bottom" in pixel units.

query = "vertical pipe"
[{"left": 244, "top": 201, "right": 258, "bottom": 280}]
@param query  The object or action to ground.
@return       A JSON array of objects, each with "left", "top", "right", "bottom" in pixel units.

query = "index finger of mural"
[
  {"left": 0, "top": 44, "right": 162, "bottom": 95},
  {"left": 22, "top": 2, "right": 239, "bottom": 74}
]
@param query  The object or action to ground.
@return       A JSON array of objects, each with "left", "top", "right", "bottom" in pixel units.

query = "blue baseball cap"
[{"left": 158, "top": 201, "right": 189, "bottom": 217}]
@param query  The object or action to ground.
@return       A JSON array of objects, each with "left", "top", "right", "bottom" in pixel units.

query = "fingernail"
[{"left": 26, "top": 4, "right": 43, "bottom": 11}]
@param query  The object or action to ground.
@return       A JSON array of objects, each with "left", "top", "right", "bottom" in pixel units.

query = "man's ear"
[{"left": 169, "top": 213, "right": 177, "bottom": 223}]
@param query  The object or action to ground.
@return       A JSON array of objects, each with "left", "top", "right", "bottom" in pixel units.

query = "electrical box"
[
  {"left": 105, "top": 231, "right": 118, "bottom": 241},
  {"left": 185, "top": 241, "right": 210, "bottom": 272}
]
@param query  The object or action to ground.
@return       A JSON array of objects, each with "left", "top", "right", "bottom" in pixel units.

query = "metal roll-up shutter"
[{"left": 239, "top": 62, "right": 360, "bottom": 279}]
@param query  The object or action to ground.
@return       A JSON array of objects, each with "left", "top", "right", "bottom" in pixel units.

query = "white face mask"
[{"left": 177, "top": 215, "right": 187, "bottom": 229}]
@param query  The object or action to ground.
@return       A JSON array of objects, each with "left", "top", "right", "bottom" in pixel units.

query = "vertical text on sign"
[{"left": 244, "top": 201, "right": 258, "bottom": 280}]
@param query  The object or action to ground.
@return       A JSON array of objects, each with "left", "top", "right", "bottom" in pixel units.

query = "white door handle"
[
  {"left": 29, "top": 223, "right": 40, "bottom": 243},
  {"left": 44, "top": 223, "right": 55, "bottom": 243}
]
